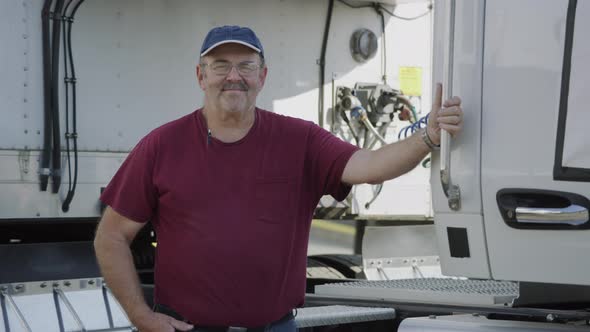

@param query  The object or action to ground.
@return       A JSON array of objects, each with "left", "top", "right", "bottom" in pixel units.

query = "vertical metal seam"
[{"left": 554, "top": 0, "right": 581, "bottom": 181}]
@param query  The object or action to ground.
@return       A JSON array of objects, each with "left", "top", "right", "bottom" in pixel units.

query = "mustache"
[{"left": 222, "top": 82, "right": 248, "bottom": 91}]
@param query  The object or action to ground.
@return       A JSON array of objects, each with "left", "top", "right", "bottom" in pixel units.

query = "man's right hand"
[{"left": 134, "top": 311, "right": 194, "bottom": 332}]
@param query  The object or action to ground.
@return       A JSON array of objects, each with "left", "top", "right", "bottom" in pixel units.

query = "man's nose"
[{"left": 226, "top": 66, "right": 242, "bottom": 81}]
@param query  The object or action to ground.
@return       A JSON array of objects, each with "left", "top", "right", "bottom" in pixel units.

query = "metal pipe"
[
  {"left": 101, "top": 282, "right": 115, "bottom": 328},
  {"left": 40, "top": 0, "right": 54, "bottom": 191},
  {"left": 0, "top": 289, "right": 33, "bottom": 332},
  {"left": 367, "top": 123, "right": 389, "bottom": 149},
  {"left": 50, "top": 0, "right": 66, "bottom": 193},
  {"left": 361, "top": 117, "right": 387, "bottom": 145},
  {"left": 54, "top": 287, "right": 86, "bottom": 331},
  {"left": 318, "top": 0, "right": 335, "bottom": 128},
  {"left": 103, "top": 284, "right": 133, "bottom": 326}
]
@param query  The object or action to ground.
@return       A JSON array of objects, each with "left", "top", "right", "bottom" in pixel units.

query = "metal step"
[
  {"left": 315, "top": 278, "right": 519, "bottom": 306},
  {"left": 295, "top": 305, "right": 395, "bottom": 328},
  {"left": 1, "top": 278, "right": 133, "bottom": 332}
]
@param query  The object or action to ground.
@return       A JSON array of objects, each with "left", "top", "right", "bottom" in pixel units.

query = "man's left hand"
[{"left": 427, "top": 83, "right": 463, "bottom": 145}]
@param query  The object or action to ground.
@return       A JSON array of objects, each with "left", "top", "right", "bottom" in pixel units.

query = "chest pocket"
[{"left": 254, "top": 177, "right": 296, "bottom": 224}]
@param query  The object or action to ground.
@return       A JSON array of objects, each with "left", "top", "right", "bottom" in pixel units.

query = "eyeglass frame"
[{"left": 200, "top": 60, "right": 265, "bottom": 76}]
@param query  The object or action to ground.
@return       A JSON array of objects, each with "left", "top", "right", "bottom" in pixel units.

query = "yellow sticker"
[{"left": 399, "top": 67, "right": 422, "bottom": 96}]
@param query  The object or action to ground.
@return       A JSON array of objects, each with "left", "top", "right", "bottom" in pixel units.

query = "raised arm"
[{"left": 341, "top": 83, "right": 463, "bottom": 185}]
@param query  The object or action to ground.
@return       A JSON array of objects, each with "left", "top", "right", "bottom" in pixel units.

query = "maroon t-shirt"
[{"left": 100, "top": 108, "right": 359, "bottom": 326}]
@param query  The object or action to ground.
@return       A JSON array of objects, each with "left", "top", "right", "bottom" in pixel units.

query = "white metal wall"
[
  {"left": 0, "top": 0, "right": 432, "bottom": 219},
  {"left": 481, "top": 0, "right": 590, "bottom": 285}
]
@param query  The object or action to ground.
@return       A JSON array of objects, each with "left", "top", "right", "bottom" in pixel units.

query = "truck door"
[
  {"left": 431, "top": 0, "right": 491, "bottom": 279},
  {"left": 481, "top": 0, "right": 590, "bottom": 285}
]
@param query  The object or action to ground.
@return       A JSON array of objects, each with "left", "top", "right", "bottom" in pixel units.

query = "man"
[{"left": 94, "top": 25, "right": 463, "bottom": 332}]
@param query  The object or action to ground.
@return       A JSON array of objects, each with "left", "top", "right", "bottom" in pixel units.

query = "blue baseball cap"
[{"left": 200, "top": 25, "right": 264, "bottom": 58}]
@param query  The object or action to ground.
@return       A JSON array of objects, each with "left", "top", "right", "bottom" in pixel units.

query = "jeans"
[
  {"left": 153, "top": 304, "right": 297, "bottom": 332},
  {"left": 261, "top": 315, "right": 296, "bottom": 332},
  {"left": 218, "top": 317, "right": 296, "bottom": 332}
]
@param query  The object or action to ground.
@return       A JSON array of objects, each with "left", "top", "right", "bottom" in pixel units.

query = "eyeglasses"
[{"left": 201, "top": 61, "right": 262, "bottom": 76}]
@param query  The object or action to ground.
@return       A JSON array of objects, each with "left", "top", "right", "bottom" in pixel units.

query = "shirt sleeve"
[
  {"left": 99, "top": 134, "right": 159, "bottom": 223},
  {"left": 306, "top": 124, "right": 360, "bottom": 201}
]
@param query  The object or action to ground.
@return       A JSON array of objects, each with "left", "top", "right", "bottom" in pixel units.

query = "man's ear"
[
  {"left": 196, "top": 64, "right": 206, "bottom": 90},
  {"left": 258, "top": 66, "right": 268, "bottom": 91}
]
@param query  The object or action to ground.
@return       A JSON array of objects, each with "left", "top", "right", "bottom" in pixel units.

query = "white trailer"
[{"left": 1, "top": 0, "right": 590, "bottom": 331}]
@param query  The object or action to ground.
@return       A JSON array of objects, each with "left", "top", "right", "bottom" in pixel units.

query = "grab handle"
[{"left": 440, "top": 0, "right": 461, "bottom": 211}]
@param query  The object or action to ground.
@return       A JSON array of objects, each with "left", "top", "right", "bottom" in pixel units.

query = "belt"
[{"left": 153, "top": 303, "right": 294, "bottom": 332}]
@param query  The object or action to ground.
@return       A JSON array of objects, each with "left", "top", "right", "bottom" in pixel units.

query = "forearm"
[
  {"left": 94, "top": 234, "right": 151, "bottom": 325},
  {"left": 343, "top": 129, "right": 431, "bottom": 185},
  {"left": 369, "top": 130, "right": 430, "bottom": 183}
]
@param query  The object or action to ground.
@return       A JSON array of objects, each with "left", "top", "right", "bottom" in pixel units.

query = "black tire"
[
  {"left": 306, "top": 257, "right": 347, "bottom": 279},
  {"left": 309, "top": 254, "right": 366, "bottom": 279}
]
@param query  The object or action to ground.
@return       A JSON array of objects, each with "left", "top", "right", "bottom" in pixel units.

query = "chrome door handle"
[
  {"left": 515, "top": 205, "right": 589, "bottom": 226},
  {"left": 440, "top": 0, "right": 461, "bottom": 211}
]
